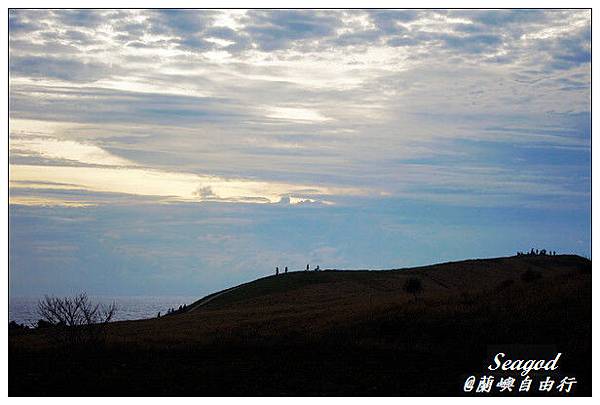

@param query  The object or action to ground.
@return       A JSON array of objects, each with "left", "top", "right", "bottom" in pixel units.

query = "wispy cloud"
[{"left": 9, "top": 162, "right": 366, "bottom": 205}]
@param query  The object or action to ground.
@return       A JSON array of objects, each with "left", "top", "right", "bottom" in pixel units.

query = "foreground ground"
[{"left": 9, "top": 254, "right": 592, "bottom": 396}]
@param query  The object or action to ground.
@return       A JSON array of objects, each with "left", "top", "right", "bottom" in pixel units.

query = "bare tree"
[{"left": 37, "top": 293, "right": 116, "bottom": 346}]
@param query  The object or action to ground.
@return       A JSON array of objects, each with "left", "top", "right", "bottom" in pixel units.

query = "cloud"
[
  {"left": 8, "top": 10, "right": 46, "bottom": 33},
  {"left": 10, "top": 137, "right": 135, "bottom": 167},
  {"left": 7, "top": 9, "right": 591, "bottom": 298},
  {"left": 465, "top": 9, "right": 549, "bottom": 26},
  {"left": 7, "top": 13, "right": 591, "bottom": 208},
  {"left": 368, "top": 9, "right": 420, "bottom": 32},
  {"left": 242, "top": 10, "right": 343, "bottom": 51},
  {"left": 148, "top": 9, "right": 217, "bottom": 37},
  {"left": 193, "top": 185, "right": 217, "bottom": 199},
  {"left": 9, "top": 56, "right": 116, "bottom": 82},
  {"left": 266, "top": 107, "right": 331, "bottom": 122},
  {"left": 9, "top": 159, "right": 367, "bottom": 207},
  {"left": 440, "top": 33, "right": 503, "bottom": 54},
  {"left": 9, "top": 84, "right": 246, "bottom": 125},
  {"left": 52, "top": 9, "right": 108, "bottom": 28}
]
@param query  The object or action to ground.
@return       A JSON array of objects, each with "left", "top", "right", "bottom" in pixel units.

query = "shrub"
[
  {"left": 8, "top": 320, "right": 29, "bottom": 335},
  {"left": 37, "top": 293, "right": 116, "bottom": 346},
  {"left": 404, "top": 277, "right": 423, "bottom": 299},
  {"left": 36, "top": 319, "right": 54, "bottom": 329}
]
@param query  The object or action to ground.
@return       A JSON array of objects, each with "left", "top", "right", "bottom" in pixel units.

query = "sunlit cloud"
[
  {"left": 8, "top": 195, "right": 96, "bottom": 208},
  {"left": 10, "top": 137, "right": 135, "bottom": 167},
  {"left": 266, "top": 106, "right": 331, "bottom": 122},
  {"left": 9, "top": 164, "right": 366, "bottom": 205},
  {"left": 8, "top": 9, "right": 590, "bottom": 210}
]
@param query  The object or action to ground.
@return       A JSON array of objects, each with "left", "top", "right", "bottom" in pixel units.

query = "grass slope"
[{"left": 9, "top": 255, "right": 591, "bottom": 396}]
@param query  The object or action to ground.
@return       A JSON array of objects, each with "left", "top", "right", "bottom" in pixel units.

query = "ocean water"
[{"left": 9, "top": 295, "right": 198, "bottom": 326}]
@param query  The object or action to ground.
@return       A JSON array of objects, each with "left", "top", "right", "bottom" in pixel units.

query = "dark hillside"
[
  {"left": 185, "top": 254, "right": 587, "bottom": 309},
  {"left": 9, "top": 254, "right": 591, "bottom": 396}
]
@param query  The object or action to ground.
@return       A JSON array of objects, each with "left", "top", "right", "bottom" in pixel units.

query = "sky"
[{"left": 8, "top": 9, "right": 591, "bottom": 297}]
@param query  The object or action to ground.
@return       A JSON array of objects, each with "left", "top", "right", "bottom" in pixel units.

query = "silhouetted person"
[
  {"left": 276, "top": 266, "right": 279, "bottom": 275},
  {"left": 315, "top": 265, "right": 320, "bottom": 271},
  {"left": 306, "top": 264, "right": 309, "bottom": 271},
  {"left": 285, "top": 266, "right": 288, "bottom": 273}
]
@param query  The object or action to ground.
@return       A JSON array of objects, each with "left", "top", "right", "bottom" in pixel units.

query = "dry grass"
[{"left": 9, "top": 254, "right": 591, "bottom": 396}]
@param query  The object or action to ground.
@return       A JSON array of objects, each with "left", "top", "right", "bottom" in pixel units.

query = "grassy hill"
[
  {"left": 9, "top": 254, "right": 591, "bottom": 396},
  {"left": 187, "top": 254, "right": 587, "bottom": 309}
]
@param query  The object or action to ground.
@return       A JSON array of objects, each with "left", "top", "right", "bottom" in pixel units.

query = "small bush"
[
  {"left": 404, "top": 277, "right": 423, "bottom": 299},
  {"left": 8, "top": 320, "right": 30, "bottom": 335},
  {"left": 36, "top": 319, "right": 54, "bottom": 329}
]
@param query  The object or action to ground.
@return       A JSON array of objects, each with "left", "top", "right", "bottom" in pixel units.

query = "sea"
[{"left": 9, "top": 295, "right": 198, "bottom": 326}]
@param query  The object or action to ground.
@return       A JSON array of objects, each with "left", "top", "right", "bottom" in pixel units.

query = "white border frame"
[{"left": 2, "top": 1, "right": 595, "bottom": 401}]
